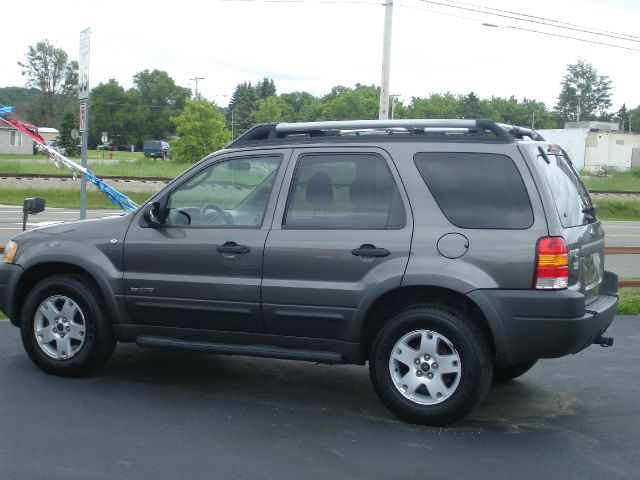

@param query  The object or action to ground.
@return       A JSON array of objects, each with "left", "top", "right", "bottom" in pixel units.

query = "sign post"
[{"left": 78, "top": 28, "right": 90, "bottom": 219}]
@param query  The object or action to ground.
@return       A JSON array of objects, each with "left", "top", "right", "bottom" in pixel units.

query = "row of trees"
[{"left": 6, "top": 39, "right": 640, "bottom": 163}]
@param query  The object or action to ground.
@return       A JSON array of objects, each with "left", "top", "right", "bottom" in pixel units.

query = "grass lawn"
[
  {"left": 595, "top": 198, "right": 640, "bottom": 220},
  {"left": 582, "top": 169, "right": 640, "bottom": 192},
  {"left": 0, "top": 188, "right": 152, "bottom": 209},
  {"left": 617, "top": 287, "right": 640, "bottom": 315},
  {"left": 0, "top": 153, "right": 186, "bottom": 178}
]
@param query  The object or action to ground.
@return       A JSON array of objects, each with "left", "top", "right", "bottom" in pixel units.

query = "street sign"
[
  {"left": 79, "top": 102, "right": 87, "bottom": 132},
  {"left": 71, "top": 129, "right": 80, "bottom": 140},
  {"left": 78, "top": 28, "right": 91, "bottom": 101},
  {"left": 101, "top": 134, "right": 108, "bottom": 144}
]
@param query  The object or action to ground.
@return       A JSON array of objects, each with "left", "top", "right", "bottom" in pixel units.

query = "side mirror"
[
  {"left": 142, "top": 202, "right": 161, "bottom": 227},
  {"left": 22, "top": 197, "right": 46, "bottom": 231}
]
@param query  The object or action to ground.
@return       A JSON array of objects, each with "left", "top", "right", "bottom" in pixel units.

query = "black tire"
[
  {"left": 20, "top": 274, "right": 116, "bottom": 377},
  {"left": 493, "top": 360, "right": 537, "bottom": 382},
  {"left": 369, "top": 305, "right": 493, "bottom": 426}
]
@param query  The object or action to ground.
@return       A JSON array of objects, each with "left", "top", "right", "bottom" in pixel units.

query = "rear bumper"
[{"left": 469, "top": 271, "right": 618, "bottom": 365}]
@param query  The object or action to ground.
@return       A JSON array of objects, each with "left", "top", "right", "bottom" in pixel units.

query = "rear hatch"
[{"left": 528, "top": 144, "right": 604, "bottom": 298}]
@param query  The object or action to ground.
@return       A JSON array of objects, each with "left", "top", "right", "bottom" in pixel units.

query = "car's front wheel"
[
  {"left": 20, "top": 274, "right": 116, "bottom": 377},
  {"left": 369, "top": 305, "right": 493, "bottom": 426}
]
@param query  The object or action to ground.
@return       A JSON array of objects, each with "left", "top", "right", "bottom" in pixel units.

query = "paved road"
[
  {"left": 0, "top": 316, "right": 637, "bottom": 480},
  {"left": 602, "top": 221, "right": 640, "bottom": 247},
  {"left": 0, "top": 205, "right": 123, "bottom": 246}
]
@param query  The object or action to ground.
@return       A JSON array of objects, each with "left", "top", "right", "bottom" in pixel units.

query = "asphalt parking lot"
[{"left": 0, "top": 316, "right": 638, "bottom": 480}]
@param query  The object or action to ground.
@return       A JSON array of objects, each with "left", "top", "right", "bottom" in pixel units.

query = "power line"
[
  {"left": 404, "top": 0, "right": 640, "bottom": 52},
  {"left": 216, "top": 0, "right": 378, "bottom": 4},
  {"left": 414, "top": 0, "right": 640, "bottom": 46},
  {"left": 440, "top": 0, "right": 640, "bottom": 41}
]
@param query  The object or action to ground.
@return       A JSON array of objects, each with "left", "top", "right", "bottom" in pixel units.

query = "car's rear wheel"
[
  {"left": 369, "top": 305, "right": 493, "bottom": 426},
  {"left": 493, "top": 360, "right": 537, "bottom": 382},
  {"left": 20, "top": 274, "right": 116, "bottom": 377}
]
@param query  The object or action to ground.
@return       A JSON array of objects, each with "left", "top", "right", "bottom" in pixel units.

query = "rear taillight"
[{"left": 534, "top": 237, "right": 568, "bottom": 290}]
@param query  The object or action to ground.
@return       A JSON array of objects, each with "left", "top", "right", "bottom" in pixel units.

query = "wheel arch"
[
  {"left": 358, "top": 285, "right": 498, "bottom": 363},
  {"left": 11, "top": 260, "right": 122, "bottom": 328}
]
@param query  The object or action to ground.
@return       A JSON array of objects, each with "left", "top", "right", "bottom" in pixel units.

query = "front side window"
[
  {"left": 284, "top": 153, "right": 405, "bottom": 229},
  {"left": 164, "top": 155, "right": 281, "bottom": 227},
  {"left": 10, "top": 131, "right": 22, "bottom": 147}
]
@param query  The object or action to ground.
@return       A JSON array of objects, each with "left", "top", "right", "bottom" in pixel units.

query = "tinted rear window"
[
  {"left": 414, "top": 152, "right": 533, "bottom": 229},
  {"left": 538, "top": 150, "right": 594, "bottom": 228}
]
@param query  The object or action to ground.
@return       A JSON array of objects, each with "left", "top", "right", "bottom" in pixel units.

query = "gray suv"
[{"left": 0, "top": 119, "right": 618, "bottom": 426}]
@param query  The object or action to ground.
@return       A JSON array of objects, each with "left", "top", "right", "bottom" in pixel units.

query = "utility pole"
[
  {"left": 78, "top": 28, "right": 91, "bottom": 220},
  {"left": 378, "top": 0, "right": 394, "bottom": 120},
  {"left": 190, "top": 76, "right": 205, "bottom": 99},
  {"left": 390, "top": 94, "right": 400, "bottom": 119}
]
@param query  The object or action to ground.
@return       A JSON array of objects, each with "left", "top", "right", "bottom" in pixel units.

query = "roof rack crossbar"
[
  {"left": 275, "top": 119, "right": 479, "bottom": 132},
  {"left": 227, "top": 119, "right": 524, "bottom": 148}
]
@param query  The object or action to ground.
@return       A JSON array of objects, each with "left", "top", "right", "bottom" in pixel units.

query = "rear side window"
[
  {"left": 537, "top": 150, "right": 594, "bottom": 228},
  {"left": 284, "top": 153, "right": 405, "bottom": 229},
  {"left": 414, "top": 152, "right": 533, "bottom": 229}
]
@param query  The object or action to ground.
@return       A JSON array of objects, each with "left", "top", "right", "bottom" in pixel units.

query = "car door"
[
  {"left": 262, "top": 147, "right": 413, "bottom": 341},
  {"left": 123, "top": 149, "right": 290, "bottom": 332}
]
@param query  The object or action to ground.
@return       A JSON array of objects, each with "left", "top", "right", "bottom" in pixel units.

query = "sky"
[{"left": 2, "top": 0, "right": 640, "bottom": 111}]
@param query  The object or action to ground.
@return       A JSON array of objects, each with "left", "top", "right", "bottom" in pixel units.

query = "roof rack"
[
  {"left": 498, "top": 123, "right": 546, "bottom": 141},
  {"left": 227, "top": 119, "right": 544, "bottom": 148}
]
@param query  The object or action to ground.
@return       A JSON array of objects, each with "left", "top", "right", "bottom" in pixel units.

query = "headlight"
[{"left": 3, "top": 240, "right": 18, "bottom": 264}]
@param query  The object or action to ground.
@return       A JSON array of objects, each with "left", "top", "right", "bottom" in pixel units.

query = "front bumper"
[
  {"left": 469, "top": 271, "right": 618, "bottom": 365},
  {"left": 0, "top": 262, "right": 23, "bottom": 325}
]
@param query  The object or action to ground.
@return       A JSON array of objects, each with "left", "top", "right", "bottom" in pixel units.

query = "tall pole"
[
  {"left": 190, "top": 76, "right": 205, "bottom": 99},
  {"left": 378, "top": 0, "right": 394, "bottom": 120},
  {"left": 78, "top": 28, "right": 91, "bottom": 220},
  {"left": 80, "top": 105, "right": 89, "bottom": 218}
]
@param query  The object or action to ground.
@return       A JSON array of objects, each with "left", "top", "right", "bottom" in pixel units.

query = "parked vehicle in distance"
[
  {"left": 143, "top": 140, "right": 171, "bottom": 159},
  {"left": 45, "top": 140, "right": 66, "bottom": 155},
  {"left": 0, "top": 119, "right": 618, "bottom": 426}
]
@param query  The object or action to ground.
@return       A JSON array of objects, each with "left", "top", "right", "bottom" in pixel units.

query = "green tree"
[
  {"left": 252, "top": 96, "right": 294, "bottom": 123},
  {"left": 0, "top": 87, "right": 41, "bottom": 120},
  {"left": 227, "top": 82, "right": 258, "bottom": 137},
  {"left": 408, "top": 93, "right": 461, "bottom": 118},
  {"left": 58, "top": 109, "right": 80, "bottom": 157},
  {"left": 614, "top": 104, "right": 629, "bottom": 132},
  {"left": 459, "top": 92, "right": 497, "bottom": 119},
  {"left": 319, "top": 84, "right": 379, "bottom": 120},
  {"left": 171, "top": 99, "right": 231, "bottom": 163},
  {"left": 555, "top": 60, "right": 612, "bottom": 122},
  {"left": 17, "top": 39, "right": 78, "bottom": 127},
  {"left": 89, "top": 79, "right": 132, "bottom": 147},
  {"left": 629, "top": 106, "right": 640, "bottom": 133},
  {"left": 133, "top": 69, "right": 191, "bottom": 141},
  {"left": 256, "top": 78, "right": 276, "bottom": 100},
  {"left": 521, "top": 99, "right": 557, "bottom": 129},
  {"left": 279, "top": 91, "right": 321, "bottom": 121}
]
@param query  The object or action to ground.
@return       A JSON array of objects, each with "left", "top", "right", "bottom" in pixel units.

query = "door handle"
[
  {"left": 216, "top": 242, "right": 250, "bottom": 255},
  {"left": 351, "top": 244, "right": 390, "bottom": 258}
]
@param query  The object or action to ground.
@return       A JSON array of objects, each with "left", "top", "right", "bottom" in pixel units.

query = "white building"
[
  {"left": 538, "top": 122, "right": 640, "bottom": 172},
  {"left": 0, "top": 123, "right": 32, "bottom": 155}
]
